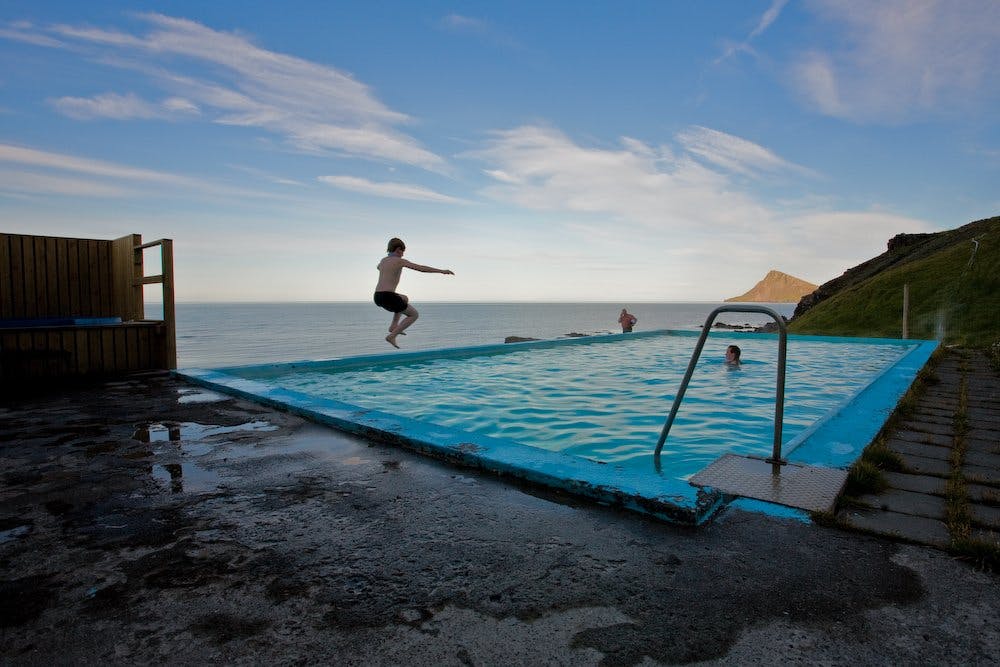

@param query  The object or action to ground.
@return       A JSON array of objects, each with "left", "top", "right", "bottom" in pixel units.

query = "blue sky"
[{"left": 1, "top": 1, "right": 997, "bottom": 302}]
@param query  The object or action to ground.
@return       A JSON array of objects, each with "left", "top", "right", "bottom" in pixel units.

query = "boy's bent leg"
[{"left": 387, "top": 306, "right": 419, "bottom": 347}]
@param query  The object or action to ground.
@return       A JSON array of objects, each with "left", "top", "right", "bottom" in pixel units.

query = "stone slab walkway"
[{"left": 838, "top": 348, "right": 1000, "bottom": 551}]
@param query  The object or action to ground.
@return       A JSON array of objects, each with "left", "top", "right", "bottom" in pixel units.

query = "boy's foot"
[{"left": 385, "top": 334, "right": 400, "bottom": 349}]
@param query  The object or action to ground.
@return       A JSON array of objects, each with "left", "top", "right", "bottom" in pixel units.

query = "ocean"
[{"left": 172, "top": 302, "right": 796, "bottom": 369}]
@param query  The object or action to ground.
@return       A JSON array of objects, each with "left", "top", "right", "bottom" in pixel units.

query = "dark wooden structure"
[{"left": 0, "top": 232, "right": 176, "bottom": 382}]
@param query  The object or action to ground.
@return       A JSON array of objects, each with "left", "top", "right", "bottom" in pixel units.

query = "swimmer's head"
[{"left": 387, "top": 237, "right": 406, "bottom": 253}]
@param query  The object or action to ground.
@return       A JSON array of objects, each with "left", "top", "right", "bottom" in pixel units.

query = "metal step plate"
[{"left": 690, "top": 453, "right": 849, "bottom": 513}]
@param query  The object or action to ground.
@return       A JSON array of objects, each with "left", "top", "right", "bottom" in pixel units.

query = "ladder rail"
[{"left": 654, "top": 305, "right": 788, "bottom": 466}]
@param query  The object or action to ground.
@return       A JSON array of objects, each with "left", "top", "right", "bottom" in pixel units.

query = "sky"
[{"left": 1, "top": 1, "right": 998, "bottom": 303}]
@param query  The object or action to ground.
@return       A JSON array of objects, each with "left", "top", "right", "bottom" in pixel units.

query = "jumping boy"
[{"left": 374, "top": 237, "right": 454, "bottom": 348}]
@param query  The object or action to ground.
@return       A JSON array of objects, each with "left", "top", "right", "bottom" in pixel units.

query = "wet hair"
[
  {"left": 727, "top": 345, "right": 741, "bottom": 359},
  {"left": 387, "top": 237, "right": 406, "bottom": 253}
]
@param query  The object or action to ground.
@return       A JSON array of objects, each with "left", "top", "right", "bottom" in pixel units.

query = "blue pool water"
[
  {"left": 233, "top": 332, "right": 905, "bottom": 479},
  {"left": 180, "top": 330, "right": 938, "bottom": 524}
]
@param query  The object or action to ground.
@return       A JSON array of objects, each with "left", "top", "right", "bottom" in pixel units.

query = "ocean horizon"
[{"left": 171, "top": 301, "right": 797, "bottom": 369}]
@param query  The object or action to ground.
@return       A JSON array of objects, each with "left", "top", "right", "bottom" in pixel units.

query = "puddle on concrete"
[
  {"left": 176, "top": 388, "right": 229, "bottom": 404},
  {"left": 0, "top": 523, "right": 33, "bottom": 543},
  {"left": 130, "top": 420, "right": 278, "bottom": 494},
  {"left": 341, "top": 456, "right": 369, "bottom": 466},
  {"left": 133, "top": 420, "right": 278, "bottom": 444},
  {"left": 151, "top": 462, "right": 221, "bottom": 494}
]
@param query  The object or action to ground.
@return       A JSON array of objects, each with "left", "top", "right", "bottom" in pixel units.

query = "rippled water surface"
[{"left": 241, "top": 333, "right": 910, "bottom": 479}]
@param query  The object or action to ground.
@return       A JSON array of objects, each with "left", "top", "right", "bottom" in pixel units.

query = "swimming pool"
[{"left": 179, "top": 330, "right": 937, "bottom": 524}]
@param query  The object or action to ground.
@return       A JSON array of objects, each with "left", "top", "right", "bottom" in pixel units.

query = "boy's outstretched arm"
[{"left": 402, "top": 260, "right": 453, "bottom": 275}]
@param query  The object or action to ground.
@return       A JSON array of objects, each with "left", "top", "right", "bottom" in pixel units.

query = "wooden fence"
[{"left": 0, "top": 232, "right": 176, "bottom": 383}]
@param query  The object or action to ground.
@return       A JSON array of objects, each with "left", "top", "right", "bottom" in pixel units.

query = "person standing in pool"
[
  {"left": 374, "top": 237, "right": 454, "bottom": 348},
  {"left": 618, "top": 308, "right": 637, "bottom": 333}
]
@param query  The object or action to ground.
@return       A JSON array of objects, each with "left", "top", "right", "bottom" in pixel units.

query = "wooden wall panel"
[
  {"left": 32, "top": 237, "right": 48, "bottom": 317},
  {"left": 56, "top": 238, "right": 70, "bottom": 317},
  {"left": 66, "top": 238, "right": 81, "bottom": 317},
  {"left": 0, "top": 234, "right": 12, "bottom": 319},
  {"left": 0, "top": 233, "right": 175, "bottom": 381},
  {"left": 21, "top": 237, "right": 36, "bottom": 318},
  {"left": 0, "top": 323, "right": 167, "bottom": 382}
]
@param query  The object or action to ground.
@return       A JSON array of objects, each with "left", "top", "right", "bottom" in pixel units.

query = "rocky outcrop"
[{"left": 725, "top": 270, "right": 818, "bottom": 303}]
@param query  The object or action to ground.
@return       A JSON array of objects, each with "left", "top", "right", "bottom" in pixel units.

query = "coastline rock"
[
  {"left": 709, "top": 322, "right": 753, "bottom": 330},
  {"left": 504, "top": 336, "right": 540, "bottom": 343}
]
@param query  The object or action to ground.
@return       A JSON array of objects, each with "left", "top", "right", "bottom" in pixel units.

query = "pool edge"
[{"left": 177, "top": 367, "right": 725, "bottom": 526}]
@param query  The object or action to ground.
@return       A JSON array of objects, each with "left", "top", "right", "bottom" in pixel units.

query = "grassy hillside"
[{"left": 789, "top": 216, "right": 999, "bottom": 347}]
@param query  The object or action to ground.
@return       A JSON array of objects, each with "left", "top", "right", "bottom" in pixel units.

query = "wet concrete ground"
[{"left": 1, "top": 372, "right": 998, "bottom": 665}]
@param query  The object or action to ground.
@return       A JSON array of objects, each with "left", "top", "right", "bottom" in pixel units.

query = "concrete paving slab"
[
  {"left": 883, "top": 472, "right": 946, "bottom": 496},
  {"left": 967, "top": 409, "right": 1000, "bottom": 423},
  {"left": 966, "top": 436, "right": 999, "bottom": 454},
  {"left": 855, "top": 489, "right": 947, "bottom": 520},
  {"left": 897, "top": 420, "right": 954, "bottom": 437},
  {"left": 909, "top": 406, "right": 954, "bottom": 419},
  {"left": 901, "top": 413, "right": 953, "bottom": 428},
  {"left": 963, "top": 463, "right": 999, "bottom": 485},
  {"left": 970, "top": 503, "right": 1000, "bottom": 529},
  {"left": 837, "top": 508, "right": 950, "bottom": 547},
  {"left": 971, "top": 528, "right": 1000, "bottom": 546},
  {"left": 886, "top": 438, "right": 951, "bottom": 462},
  {"left": 892, "top": 429, "right": 954, "bottom": 447},
  {"left": 917, "top": 395, "right": 959, "bottom": 408},
  {"left": 968, "top": 482, "right": 1000, "bottom": 504},
  {"left": 965, "top": 449, "right": 1000, "bottom": 468},
  {"left": 893, "top": 452, "right": 951, "bottom": 477}
]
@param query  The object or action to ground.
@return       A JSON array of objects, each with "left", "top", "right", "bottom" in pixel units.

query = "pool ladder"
[{"left": 655, "top": 305, "right": 788, "bottom": 473}]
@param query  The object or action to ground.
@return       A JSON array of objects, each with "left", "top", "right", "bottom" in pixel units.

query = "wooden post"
[
  {"left": 902, "top": 283, "right": 909, "bottom": 339},
  {"left": 160, "top": 239, "right": 177, "bottom": 369}
]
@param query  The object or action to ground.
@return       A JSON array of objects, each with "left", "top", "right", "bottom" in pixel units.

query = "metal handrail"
[{"left": 654, "top": 305, "right": 788, "bottom": 469}]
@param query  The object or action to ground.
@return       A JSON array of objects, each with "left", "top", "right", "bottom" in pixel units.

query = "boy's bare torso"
[{"left": 375, "top": 255, "right": 406, "bottom": 292}]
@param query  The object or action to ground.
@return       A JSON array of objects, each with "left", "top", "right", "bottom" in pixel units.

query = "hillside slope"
[
  {"left": 725, "top": 270, "right": 817, "bottom": 303},
  {"left": 789, "top": 216, "right": 999, "bottom": 346}
]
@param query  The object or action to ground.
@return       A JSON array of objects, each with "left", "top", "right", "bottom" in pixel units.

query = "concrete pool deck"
[{"left": 2, "top": 360, "right": 998, "bottom": 664}]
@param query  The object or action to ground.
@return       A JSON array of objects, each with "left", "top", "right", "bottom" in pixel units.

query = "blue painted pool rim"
[{"left": 177, "top": 329, "right": 938, "bottom": 526}]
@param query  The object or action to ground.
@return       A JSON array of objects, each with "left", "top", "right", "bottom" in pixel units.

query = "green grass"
[{"left": 790, "top": 218, "right": 1000, "bottom": 347}]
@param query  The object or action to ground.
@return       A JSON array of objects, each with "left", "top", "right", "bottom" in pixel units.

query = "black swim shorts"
[{"left": 374, "top": 291, "right": 408, "bottom": 313}]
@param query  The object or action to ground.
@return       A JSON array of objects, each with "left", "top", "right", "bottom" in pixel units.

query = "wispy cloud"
[
  {"left": 0, "top": 143, "right": 192, "bottom": 184},
  {"left": 676, "top": 126, "right": 813, "bottom": 177},
  {"left": 0, "top": 142, "right": 297, "bottom": 202},
  {"left": 791, "top": 0, "right": 1000, "bottom": 122},
  {"left": 436, "top": 13, "right": 526, "bottom": 52},
  {"left": 716, "top": 0, "right": 789, "bottom": 63},
  {"left": 0, "top": 169, "right": 129, "bottom": 197},
  {"left": 439, "top": 14, "right": 489, "bottom": 33},
  {"left": 468, "top": 124, "right": 806, "bottom": 229},
  {"left": 318, "top": 175, "right": 467, "bottom": 204},
  {"left": 49, "top": 92, "right": 200, "bottom": 120},
  {"left": 4, "top": 14, "right": 446, "bottom": 171},
  {"left": 0, "top": 20, "right": 64, "bottom": 47}
]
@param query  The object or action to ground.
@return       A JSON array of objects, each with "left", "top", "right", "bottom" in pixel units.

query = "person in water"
[
  {"left": 374, "top": 237, "right": 454, "bottom": 348},
  {"left": 725, "top": 344, "right": 742, "bottom": 366},
  {"left": 618, "top": 308, "right": 638, "bottom": 333}
]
